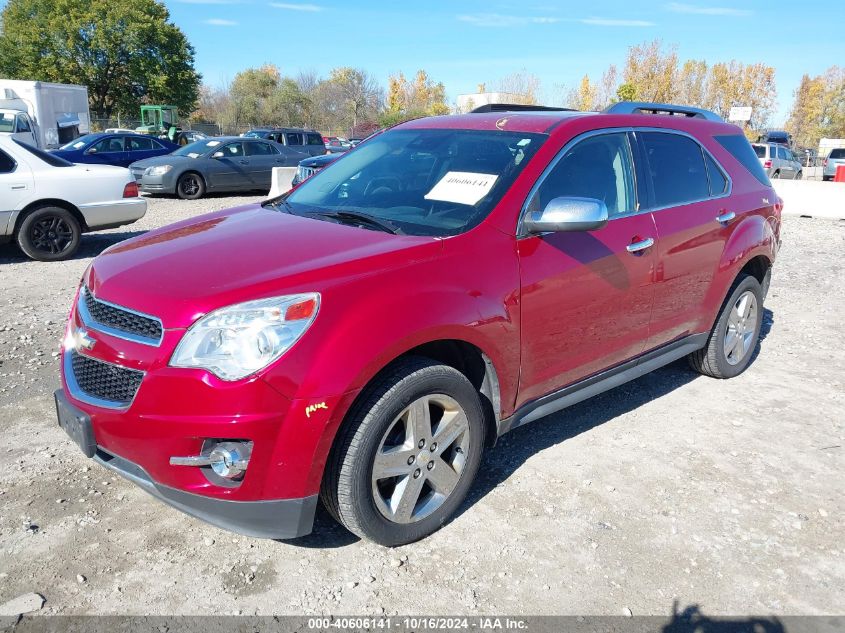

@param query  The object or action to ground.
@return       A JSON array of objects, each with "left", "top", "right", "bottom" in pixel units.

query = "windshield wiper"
[
  {"left": 263, "top": 197, "right": 294, "bottom": 214},
  {"left": 306, "top": 210, "right": 403, "bottom": 235}
]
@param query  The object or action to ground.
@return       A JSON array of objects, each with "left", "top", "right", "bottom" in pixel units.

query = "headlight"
[
  {"left": 170, "top": 293, "right": 319, "bottom": 381},
  {"left": 145, "top": 165, "right": 172, "bottom": 176}
]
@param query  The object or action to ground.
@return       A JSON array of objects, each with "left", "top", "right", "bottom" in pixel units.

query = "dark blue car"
[{"left": 53, "top": 133, "right": 178, "bottom": 168}]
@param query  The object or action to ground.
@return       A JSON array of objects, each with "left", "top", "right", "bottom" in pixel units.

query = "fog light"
[
  {"left": 169, "top": 440, "right": 252, "bottom": 480},
  {"left": 208, "top": 442, "right": 250, "bottom": 479}
]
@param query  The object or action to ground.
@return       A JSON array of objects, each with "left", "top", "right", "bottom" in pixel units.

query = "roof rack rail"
[
  {"left": 470, "top": 103, "right": 575, "bottom": 114},
  {"left": 603, "top": 101, "right": 723, "bottom": 122}
]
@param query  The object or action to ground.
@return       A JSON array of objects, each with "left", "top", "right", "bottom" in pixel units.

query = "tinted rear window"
[
  {"left": 13, "top": 139, "right": 74, "bottom": 167},
  {"left": 830, "top": 149, "right": 845, "bottom": 159},
  {"left": 753, "top": 145, "right": 766, "bottom": 158},
  {"left": 640, "top": 132, "right": 710, "bottom": 208},
  {"left": 715, "top": 134, "right": 771, "bottom": 186}
]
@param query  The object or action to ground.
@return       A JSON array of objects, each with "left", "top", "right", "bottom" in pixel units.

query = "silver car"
[
  {"left": 823, "top": 148, "right": 845, "bottom": 181},
  {"left": 752, "top": 143, "right": 802, "bottom": 180}
]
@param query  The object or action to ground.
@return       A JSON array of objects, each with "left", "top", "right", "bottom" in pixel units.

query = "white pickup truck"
[{"left": 0, "top": 135, "right": 146, "bottom": 261}]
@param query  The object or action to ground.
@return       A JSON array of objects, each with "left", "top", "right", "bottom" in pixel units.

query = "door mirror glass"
[
  {"left": 86, "top": 147, "right": 97, "bottom": 154},
  {"left": 212, "top": 151, "right": 224, "bottom": 159},
  {"left": 524, "top": 197, "right": 608, "bottom": 233}
]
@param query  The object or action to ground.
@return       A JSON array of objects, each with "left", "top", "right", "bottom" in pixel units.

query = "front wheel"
[
  {"left": 688, "top": 274, "right": 764, "bottom": 379},
  {"left": 176, "top": 172, "right": 206, "bottom": 200},
  {"left": 16, "top": 206, "right": 81, "bottom": 261},
  {"left": 321, "top": 357, "right": 485, "bottom": 546}
]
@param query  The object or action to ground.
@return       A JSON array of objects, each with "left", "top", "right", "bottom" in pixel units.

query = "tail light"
[
  {"left": 123, "top": 182, "right": 139, "bottom": 198},
  {"left": 763, "top": 160, "right": 772, "bottom": 169},
  {"left": 823, "top": 158, "right": 828, "bottom": 167}
]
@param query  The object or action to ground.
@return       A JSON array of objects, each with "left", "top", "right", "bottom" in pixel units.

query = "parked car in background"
[
  {"left": 243, "top": 128, "right": 326, "bottom": 157},
  {"left": 56, "top": 102, "right": 780, "bottom": 546},
  {"left": 52, "top": 133, "right": 178, "bottom": 169},
  {"left": 103, "top": 128, "right": 136, "bottom": 134},
  {"left": 291, "top": 152, "right": 342, "bottom": 187},
  {"left": 757, "top": 130, "right": 791, "bottom": 147},
  {"left": 325, "top": 138, "right": 348, "bottom": 154},
  {"left": 823, "top": 148, "right": 845, "bottom": 181},
  {"left": 0, "top": 135, "right": 145, "bottom": 261},
  {"left": 130, "top": 137, "right": 308, "bottom": 199},
  {"left": 752, "top": 143, "right": 802, "bottom": 179},
  {"left": 178, "top": 130, "right": 208, "bottom": 144},
  {"left": 349, "top": 138, "right": 364, "bottom": 147}
]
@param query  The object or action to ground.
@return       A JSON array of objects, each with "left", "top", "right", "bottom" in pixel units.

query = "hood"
[
  {"left": 86, "top": 205, "right": 440, "bottom": 329},
  {"left": 130, "top": 154, "right": 192, "bottom": 169},
  {"left": 301, "top": 153, "right": 341, "bottom": 168}
]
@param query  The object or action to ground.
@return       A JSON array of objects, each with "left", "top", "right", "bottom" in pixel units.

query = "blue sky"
[{"left": 69, "top": 1, "right": 845, "bottom": 124}]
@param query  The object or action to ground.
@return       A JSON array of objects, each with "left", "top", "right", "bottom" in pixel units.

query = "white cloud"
[
  {"left": 457, "top": 14, "right": 561, "bottom": 27},
  {"left": 269, "top": 2, "right": 323, "bottom": 11},
  {"left": 204, "top": 18, "right": 238, "bottom": 26},
  {"left": 665, "top": 2, "right": 752, "bottom": 16},
  {"left": 580, "top": 17, "right": 655, "bottom": 26}
]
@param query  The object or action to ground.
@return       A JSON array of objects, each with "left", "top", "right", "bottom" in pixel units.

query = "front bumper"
[
  {"left": 135, "top": 172, "right": 176, "bottom": 194},
  {"left": 56, "top": 388, "right": 318, "bottom": 539}
]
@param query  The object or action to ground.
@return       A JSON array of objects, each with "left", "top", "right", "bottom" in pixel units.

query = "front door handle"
[
  {"left": 11, "top": 184, "right": 26, "bottom": 190},
  {"left": 716, "top": 211, "right": 736, "bottom": 225},
  {"left": 239, "top": 160, "right": 249, "bottom": 165},
  {"left": 626, "top": 237, "right": 655, "bottom": 253}
]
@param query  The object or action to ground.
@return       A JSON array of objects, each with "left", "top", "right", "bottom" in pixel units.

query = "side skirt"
[{"left": 498, "top": 333, "right": 708, "bottom": 436}]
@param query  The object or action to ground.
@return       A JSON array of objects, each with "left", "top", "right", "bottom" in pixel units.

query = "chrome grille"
[
  {"left": 80, "top": 287, "right": 163, "bottom": 345},
  {"left": 69, "top": 351, "right": 144, "bottom": 407}
]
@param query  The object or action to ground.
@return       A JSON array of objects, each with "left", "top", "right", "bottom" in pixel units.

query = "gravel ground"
[{"left": 0, "top": 195, "right": 843, "bottom": 617}]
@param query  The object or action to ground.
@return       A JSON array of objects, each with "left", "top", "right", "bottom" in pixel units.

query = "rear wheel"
[
  {"left": 795, "top": 170, "right": 803, "bottom": 180},
  {"left": 688, "top": 274, "right": 764, "bottom": 379},
  {"left": 321, "top": 357, "right": 484, "bottom": 546},
  {"left": 176, "top": 172, "right": 206, "bottom": 200},
  {"left": 16, "top": 206, "right": 81, "bottom": 262},
  {"left": 771, "top": 170, "right": 781, "bottom": 179}
]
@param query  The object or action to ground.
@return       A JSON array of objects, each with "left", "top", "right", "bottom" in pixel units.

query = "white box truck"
[{"left": 0, "top": 79, "right": 90, "bottom": 149}]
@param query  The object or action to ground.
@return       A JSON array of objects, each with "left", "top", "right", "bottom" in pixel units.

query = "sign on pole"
[{"left": 728, "top": 106, "right": 753, "bottom": 122}]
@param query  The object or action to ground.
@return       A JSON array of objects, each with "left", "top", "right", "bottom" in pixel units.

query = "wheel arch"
[{"left": 13, "top": 199, "right": 88, "bottom": 235}]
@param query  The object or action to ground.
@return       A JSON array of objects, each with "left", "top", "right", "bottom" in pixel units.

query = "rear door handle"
[
  {"left": 11, "top": 184, "right": 26, "bottom": 190},
  {"left": 716, "top": 211, "right": 736, "bottom": 224},
  {"left": 626, "top": 237, "right": 655, "bottom": 253}
]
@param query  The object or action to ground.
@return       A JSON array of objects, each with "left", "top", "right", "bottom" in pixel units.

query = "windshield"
[
  {"left": 60, "top": 134, "right": 100, "bottom": 150},
  {"left": 13, "top": 139, "right": 74, "bottom": 167},
  {"left": 283, "top": 128, "right": 546, "bottom": 236},
  {"left": 0, "top": 112, "right": 15, "bottom": 133},
  {"left": 172, "top": 139, "right": 222, "bottom": 157}
]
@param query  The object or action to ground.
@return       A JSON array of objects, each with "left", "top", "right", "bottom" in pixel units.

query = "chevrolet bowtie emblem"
[{"left": 76, "top": 328, "right": 97, "bottom": 351}]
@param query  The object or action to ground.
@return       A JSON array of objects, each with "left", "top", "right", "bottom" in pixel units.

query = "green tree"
[
  {"left": 0, "top": 0, "right": 201, "bottom": 118},
  {"left": 616, "top": 83, "right": 638, "bottom": 102}
]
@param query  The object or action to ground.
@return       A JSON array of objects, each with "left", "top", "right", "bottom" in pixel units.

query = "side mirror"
[
  {"left": 523, "top": 197, "right": 609, "bottom": 234},
  {"left": 212, "top": 151, "right": 224, "bottom": 159},
  {"left": 86, "top": 147, "right": 97, "bottom": 155}
]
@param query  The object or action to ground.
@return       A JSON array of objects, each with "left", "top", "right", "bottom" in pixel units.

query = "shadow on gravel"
[
  {"left": 287, "top": 309, "right": 778, "bottom": 549},
  {"left": 662, "top": 601, "right": 785, "bottom": 633},
  {"left": 0, "top": 230, "right": 147, "bottom": 264}
]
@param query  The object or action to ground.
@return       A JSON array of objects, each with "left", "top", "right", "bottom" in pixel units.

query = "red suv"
[{"left": 56, "top": 102, "right": 781, "bottom": 546}]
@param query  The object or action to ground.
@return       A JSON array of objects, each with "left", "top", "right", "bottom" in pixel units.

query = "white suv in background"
[{"left": 752, "top": 142, "right": 802, "bottom": 179}]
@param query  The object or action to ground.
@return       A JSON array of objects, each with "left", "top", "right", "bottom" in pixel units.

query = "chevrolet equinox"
[{"left": 56, "top": 102, "right": 782, "bottom": 546}]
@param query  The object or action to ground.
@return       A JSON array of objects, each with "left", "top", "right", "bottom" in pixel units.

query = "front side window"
[
  {"left": 218, "top": 142, "right": 244, "bottom": 157},
  {"left": 91, "top": 137, "right": 125, "bottom": 153},
  {"left": 640, "top": 132, "right": 709, "bottom": 208},
  {"left": 527, "top": 132, "right": 635, "bottom": 218},
  {"left": 282, "top": 128, "right": 546, "bottom": 236},
  {"left": 16, "top": 115, "right": 31, "bottom": 133}
]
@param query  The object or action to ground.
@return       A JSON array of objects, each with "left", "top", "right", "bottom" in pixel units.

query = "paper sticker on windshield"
[
  {"left": 424, "top": 172, "right": 498, "bottom": 206},
  {"left": 207, "top": 140, "right": 220, "bottom": 147}
]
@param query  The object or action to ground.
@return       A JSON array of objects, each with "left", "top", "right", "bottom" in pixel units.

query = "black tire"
[
  {"left": 771, "top": 170, "right": 780, "bottom": 179},
  {"left": 16, "top": 206, "right": 81, "bottom": 262},
  {"left": 795, "top": 170, "right": 802, "bottom": 180},
  {"left": 688, "top": 274, "right": 764, "bottom": 379},
  {"left": 321, "top": 356, "right": 485, "bottom": 546},
  {"left": 822, "top": 175, "right": 832, "bottom": 182},
  {"left": 176, "top": 172, "right": 206, "bottom": 200}
]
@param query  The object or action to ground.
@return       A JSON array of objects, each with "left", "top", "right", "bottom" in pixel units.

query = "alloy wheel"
[
  {"left": 723, "top": 290, "right": 758, "bottom": 365},
  {"left": 371, "top": 394, "right": 470, "bottom": 524},
  {"left": 180, "top": 176, "right": 200, "bottom": 196},
  {"left": 29, "top": 215, "right": 74, "bottom": 255}
]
